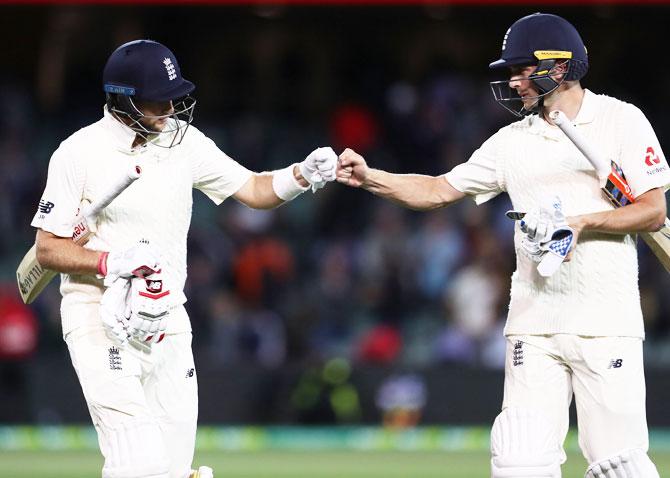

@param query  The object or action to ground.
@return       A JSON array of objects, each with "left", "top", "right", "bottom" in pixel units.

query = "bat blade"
[
  {"left": 16, "top": 165, "right": 141, "bottom": 304},
  {"left": 550, "top": 109, "right": 670, "bottom": 274},
  {"left": 641, "top": 219, "right": 670, "bottom": 273},
  {"left": 16, "top": 245, "right": 57, "bottom": 304}
]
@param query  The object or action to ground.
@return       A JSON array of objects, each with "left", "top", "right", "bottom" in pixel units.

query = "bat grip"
[
  {"left": 83, "top": 165, "right": 141, "bottom": 220},
  {"left": 549, "top": 110, "right": 611, "bottom": 181}
]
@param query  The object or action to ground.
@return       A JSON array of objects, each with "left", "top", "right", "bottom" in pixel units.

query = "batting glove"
[
  {"left": 100, "top": 277, "right": 131, "bottom": 347},
  {"left": 127, "top": 271, "right": 170, "bottom": 345},
  {"left": 299, "top": 147, "right": 338, "bottom": 192},
  {"left": 536, "top": 227, "right": 575, "bottom": 277},
  {"left": 521, "top": 196, "right": 568, "bottom": 243},
  {"left": 507, "top": 195, "right": 575, "bottom": 277},
  {"left": 99, "top": 243, "right": 161, "bottom": 286}
]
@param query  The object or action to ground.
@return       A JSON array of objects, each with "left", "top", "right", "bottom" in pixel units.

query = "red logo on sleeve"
[{"left": 645, "top": 147, "right": 660, "bottom": 166}]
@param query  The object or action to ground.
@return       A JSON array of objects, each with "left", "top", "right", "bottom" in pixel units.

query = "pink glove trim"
[
  {"left": 139, "top": 290, "right": 170, "bottom": 300},
  {"left": 97, "top": 252, "right": 109, "bottom": 277}
]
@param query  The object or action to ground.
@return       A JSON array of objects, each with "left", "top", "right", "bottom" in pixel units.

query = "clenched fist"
[
  {"left": 336, "top": 148, "right": 370, "bottom": 188},
  {"left": 299, "top": 147, "right": 338, "bottom": 191}
]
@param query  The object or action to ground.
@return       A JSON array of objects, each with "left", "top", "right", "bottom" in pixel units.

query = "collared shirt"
[
  {"left": 445, "top": 89, "right": 670, "bottom": 338},
  {"left": 32, "top": 108, "right": 253, "bottom": 335}
]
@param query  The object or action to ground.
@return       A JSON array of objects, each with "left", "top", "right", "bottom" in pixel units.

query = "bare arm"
[
  {"left": 569, "top": 187, "right": 667, "bottom": 235},
  {"left": 337, "top": 148, "right": 466, "bottom": 210},
  {"left": 233, "top": 166, "right": 309, "bottom": 210},
  {"left": 35, "top": 229, "right": 100, "bottom": 275}
]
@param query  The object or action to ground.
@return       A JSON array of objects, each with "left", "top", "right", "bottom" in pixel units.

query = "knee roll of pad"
[
  {"left": 585, "top": 448, "right": 659, "bottom": 478},
  {"left": 491, "top": 407, "right": 563, "bottom": 478},
  {"left": 101, "top": 416, "right": 170, "bottom": 478}
]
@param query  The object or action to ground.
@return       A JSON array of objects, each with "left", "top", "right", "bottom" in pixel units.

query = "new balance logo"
[
  {"left": 512, "top": 340, "right": 524, "bottom": 366},
  {"left": 608, "top": 359, "right": 623, "bottom": 369},
  {"left": 109, "top": 347, "right": 122, "bottom": 370},
  {"left": 163, "top": 57, "right": 177, "bottom": 81},
  {"left": 186, "top": 368, "right": 195, "bottom": 378},
  {"left": 38, "top": 200, "right": 55, "bottom": 214}
]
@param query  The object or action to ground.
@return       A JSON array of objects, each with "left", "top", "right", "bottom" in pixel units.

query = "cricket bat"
[
  {"left": 16, "top": 165, "right": 142, "bottom": 304},
  {"left": 550, "top": 109, "right": 670, "bottom": 273}
]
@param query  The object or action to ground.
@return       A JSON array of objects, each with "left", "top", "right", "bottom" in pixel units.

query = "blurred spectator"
[
  {"left": 433, "top": 229, "right": 508, "bottom": 366},
  {"left": 0, "top": 286, "right": 38, "bottom": 360},
  {"left": 357, "top": 324, "right": 402, "bottom": 364},
  {"left": 375, "top": 373, "right": 427, "bottom": 428}
]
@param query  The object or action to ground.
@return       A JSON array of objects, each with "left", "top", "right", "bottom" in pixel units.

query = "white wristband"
[{"left": 272, "top": 164, "right": 309, "bottom": 201}]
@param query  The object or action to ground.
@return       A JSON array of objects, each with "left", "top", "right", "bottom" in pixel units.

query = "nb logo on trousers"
[{"left": 608, "top": 359, "right": 623, "bottom": 369}]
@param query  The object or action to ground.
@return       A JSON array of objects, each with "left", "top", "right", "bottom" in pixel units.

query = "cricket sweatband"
[{"left": 272, "top": 164, "right": 309, "bottom": 201}]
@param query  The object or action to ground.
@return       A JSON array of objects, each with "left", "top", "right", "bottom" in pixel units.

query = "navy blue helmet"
[
  {"left": 489, "top": 13, "right": 588, "bottom": 117},
  {"left": 103, "top": 40, "right": 196, "bottom": 147}
]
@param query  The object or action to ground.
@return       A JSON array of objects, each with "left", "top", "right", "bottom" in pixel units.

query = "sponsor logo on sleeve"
[
  {"left": 644, "top": 146, "right": 668, "bottom": 176},
  {"left": 38, "top": 200, "right": 55, "bottom": 214}
]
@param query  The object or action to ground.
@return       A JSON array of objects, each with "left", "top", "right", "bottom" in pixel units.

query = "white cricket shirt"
[
  {"left": 31, "top": 108, "right": 253, "bottom": 334},
  {"left": 446, "top": 90, "right": 670, "bottom": 338}
]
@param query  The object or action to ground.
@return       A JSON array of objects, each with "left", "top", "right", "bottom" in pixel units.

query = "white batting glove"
[
  {"left": 127, "top": 271, "right": 170, "bottom": 345},
  {"left": 517, "top": 196, "right": 568, "bottom": 243},
  {"left": 298, "top": 147, "right": 338, "bottom": 192},
  {"left": 536, "top": 227, "right": 575, "bottom": 277},
  {"left": 99, "top": 243, "right": 161, "bottom": 286},
  {"left": 99, "top": 277, "right": 131, "bottom": 347},
  {"left": 507, "top": 196, "right": 575, "bottom": 276}
]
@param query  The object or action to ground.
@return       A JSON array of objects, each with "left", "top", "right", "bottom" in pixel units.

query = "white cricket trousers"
[
  {"left": 64, "top": 305, "right": 198, "bottom": 478},
  {"left": 502, "top": 334, "right": 650, "bottom": 465}
]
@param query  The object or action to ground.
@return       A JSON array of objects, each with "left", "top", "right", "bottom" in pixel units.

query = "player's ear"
[{"left": 553, "top": 60, "right": 569, "bottom": 78}]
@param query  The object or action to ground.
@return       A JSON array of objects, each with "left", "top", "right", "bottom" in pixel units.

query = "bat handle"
[
  {"left": 549, "top": 110, "right": 611, "bottom": 182},
  {"left": 84, "top": 165, "right": 141, "bottom": 220}
]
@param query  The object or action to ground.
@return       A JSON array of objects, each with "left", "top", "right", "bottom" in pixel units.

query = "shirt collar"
[
  {"left": 527, "top": 88, "right": 596, "bottom": 140},
  {"left": 102, "top": 106, "right": 139, "bottom": 153},
  {"left": 573, "top": 89, "right": 596, "bottom": 125},
  {"left": 102, "top": 107, "right": 167, "bottom": 153}
]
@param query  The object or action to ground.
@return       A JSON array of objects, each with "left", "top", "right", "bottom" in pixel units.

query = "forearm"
[
  {"left": 35, "top": 230, "right": 100, "bottom": 275},
  {"left": 570, "top": 200, "right": 666, "bottom": 235},
  {"left": 363, "top": 169, "right": 461, "bottom": 211},
  {"left": 236, "top": 166, "right": 310, "bottom": 210}
]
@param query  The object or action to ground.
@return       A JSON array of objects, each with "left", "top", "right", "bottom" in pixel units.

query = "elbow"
[
  {"left": 35, "top": 234, "right": 57, "bottom": 269},
  {"left": 649, "top": 212, "right": 667, "bottom": 232},
  {"left": 35, "top": 243, "right": 52, "bottom": 269},
  {"left": 646, "top": 205, "right": 667, "bottom": 232},
  {"left": 35, "top": 242, "right": 51, "bottom": 268}
]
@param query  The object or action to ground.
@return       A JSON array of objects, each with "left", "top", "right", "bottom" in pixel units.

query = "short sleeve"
[
  {"left": 445, "top": 132, "right": 504, "bottom": 205},
  {"left": 618, "top": 105, "right": 670, "bottom": 197},
  {"left": 30, "top": 143, "right": 85, "bottom": 237},
  {"left": 188, "top": 128, "right": 253, "bottom": 204}
]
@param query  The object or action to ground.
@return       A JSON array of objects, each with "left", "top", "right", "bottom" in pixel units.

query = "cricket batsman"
[
  {"left": 30, "top": 39, "right": 337, "bottom": 478},
  {"left": 337, "top": 13, "right": 670, "bottom": 477}
]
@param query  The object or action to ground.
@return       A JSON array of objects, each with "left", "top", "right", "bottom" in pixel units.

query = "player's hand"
[
  {"left": 298, "top": 147, "right": 338, "bottom": 192},
  {"left": 508, "top": 196, "right": 568, "bottom": 243},
  {"left": 126, "top": 271, "right": 170, "bottom": 345},
  {"left": 336, "top": 148, "right": 369, "bottom": 188},
  {"left": 100, "top": 277, "right": 131, "bottom": 347},
  {"left": 507, "top": 196, "right": 576, "bottom": 276},
  {"left": 100, "top": 243, "right": 161, "bottom": 286}
]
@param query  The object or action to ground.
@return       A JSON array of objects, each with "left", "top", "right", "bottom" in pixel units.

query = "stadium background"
[{"left": 1, "top": 1, "right": 670, "bottom": 476}]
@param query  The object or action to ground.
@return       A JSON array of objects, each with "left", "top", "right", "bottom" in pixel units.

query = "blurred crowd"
[{"left": 2, "top": 4, "right": 670, "bottom": 378}]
